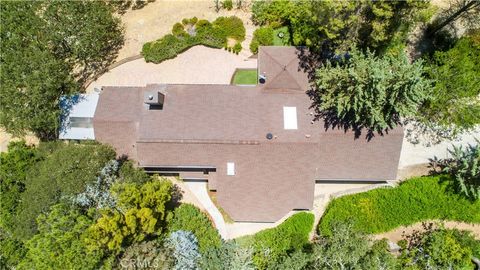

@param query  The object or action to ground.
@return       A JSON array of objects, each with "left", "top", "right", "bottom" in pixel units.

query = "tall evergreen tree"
[{"left": 314, "top": 49, "right": 432, "bottom": 137}]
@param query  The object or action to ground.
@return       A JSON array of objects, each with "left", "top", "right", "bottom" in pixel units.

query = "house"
[{"left": 60, "top": 46, "right": 404, "bottom": 222}]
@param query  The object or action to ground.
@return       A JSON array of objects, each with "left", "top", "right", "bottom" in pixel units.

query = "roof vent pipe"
[{"left": 259, "top": 74, "right": 266, "bottom": 84}]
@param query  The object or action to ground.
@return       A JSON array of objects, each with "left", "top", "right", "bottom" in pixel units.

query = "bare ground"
[
  {"left": 373, "top": 221, "right": 480, "bottom": 243},
  {"left": 117, "top": 0, "right": 256, "bottom": 60}
]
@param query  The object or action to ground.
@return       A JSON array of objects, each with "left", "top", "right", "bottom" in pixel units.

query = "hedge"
[
  {"left": 168, "top": 204, "right": 221, "bottom": 253},
  {"left": 237, "top": 212, "right": 314, "bottom": 269},
  {"left": 142, "top": 16, "right": 245, "bottom": 63},
  {"left": 318, "top": 176, "right": 480, "bottom": 236},
  {"left": 250, "top": 26, "right": 274, "bottom": 54}
]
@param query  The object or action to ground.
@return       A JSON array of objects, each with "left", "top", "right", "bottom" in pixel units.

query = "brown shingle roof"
[
  {"left": 258, "top": 46, "right": 311, "bottom": 91},
  {"left": 93, "top": 46, "right": 403, "bottom": 222}
]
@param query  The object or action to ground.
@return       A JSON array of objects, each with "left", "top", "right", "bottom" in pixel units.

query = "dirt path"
[
  {"left": 117, "top": 0, "right": 256, "bottom": 60},
  {"left": 373, "top": 221, "right": 480, "bottom": 243},
  {"left": 0, "top": 129, "right": 39, "bottom": 152}
]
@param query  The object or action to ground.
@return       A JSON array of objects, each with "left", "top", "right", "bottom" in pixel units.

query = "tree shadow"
[
  {"left": 296, "top": 47, "right": 388, "bottom": 141},
  {"left": 167, "top": 184, "right": 184, "bottom": 210},
  {"left": 58, "top": 94, "right": 85, "bottom": 135},
  {"left": 77, "top": 35, "right": 125, "bottom": 88},
  {"left": 408, "top": 26, "right": 458, "bottom": 60}
]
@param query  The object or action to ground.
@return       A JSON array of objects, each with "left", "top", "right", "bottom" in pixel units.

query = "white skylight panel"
[
  {"left": 227, "top": 162, "right": 235, "bottom": 176},
  {"left": 283, "top": 107, "right": 298, "bottom": 130}
]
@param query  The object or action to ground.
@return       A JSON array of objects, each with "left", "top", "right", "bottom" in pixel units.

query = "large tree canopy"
[
  {"left": 420, "top": 33, "right": 480, "bottom": 132},
  {"left": 14, "top": 142, "right": 115, "bottom": 240},
  {"left": 251, "top": 0, "right": 431, "bottom": 54},
  {"left": 18, "top": 203, "right": 104, "bottom": 270},
  {"left": 0, "top": 141, "right": 38, "bottom": 235},
  {"left": 0, "top": 1, "right": 123, "bottom": 139},
  {"left": 314, "top": 49, "right": 432, "bottom": 136}
]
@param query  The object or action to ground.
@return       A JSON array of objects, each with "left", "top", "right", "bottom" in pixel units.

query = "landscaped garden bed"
[
  {"left": 142, "top": 16, "right": 245, "bottom": 63},
  {"left": 318, "top": 175, "right": 480, "bottom": 236},
  {"left": 236, "top": 212, "right": 314, "bottom": 269},
  {"left": 231, "top": 68, "right": 258, "bottom": 85}
]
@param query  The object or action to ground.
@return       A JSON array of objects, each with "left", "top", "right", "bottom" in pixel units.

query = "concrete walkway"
[
  {"left": 184, "top": 181, "right": 227, "bottom": 239},
  {"left": 399, "top": 125, "right": 480, "bottom": 169}
]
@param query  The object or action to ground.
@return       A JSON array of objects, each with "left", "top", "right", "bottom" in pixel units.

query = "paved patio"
[{"left": 86, "top": 46, "right": 257, "bottom": 93}]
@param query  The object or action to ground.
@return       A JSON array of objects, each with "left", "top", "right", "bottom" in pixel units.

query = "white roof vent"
[
  {"left": 144, "top": 91, "right": 164, "bottom": 106},
  {"left": 283, "top": 107, "right": 298, "bottom": 130}
]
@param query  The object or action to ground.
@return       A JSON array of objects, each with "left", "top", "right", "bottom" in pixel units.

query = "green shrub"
[
  {"left": 250, "top": 26, "right": 274, "bottom": 54},
  {"left": 251, "top": 0, "right": 294, "bottom": 26},
  {"left": 142, "top": 34, "right": 195, "bottom": 64},
  {"left": 238, "top": 212, "right": 314, "bottom": 269},
  {"left": 168, "top": 204, "right": 221, "bottom": 253},
  {"left": 172, "top": 22, "right": 186, "bottom": 36},
  {"left": 318, "top": 176, "right": 480, "bottom": 235},
  {"left": 437, "top": 141, "right": 480, "bottom": 201},
  {"left": 196, "top": 19, "right": 211, "bottom": 29},
  {"left": 212, "top": 16, "right": 245, "bottom": 41},
  {"left": 143, "top": 16, "right": 245, "bottom": 63},
  {"left": 189, "top": 16, "right": 198, "bottom": 25},
  {"left": 399, "top": 224, "right": 479, "bottom": 269},
  {"left": 233, "top": 42, "right": 242, "bottom": 54},
  {"left": 222, "top": 0, "right": 233, "bottom": 10}
]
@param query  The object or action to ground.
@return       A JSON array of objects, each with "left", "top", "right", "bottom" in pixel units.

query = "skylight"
[
  {"left": 227, "top": 162, "right": 235, "bottom": 176},
  {"left": 283, "top": 107, "right": 298, "bottom": 130}
]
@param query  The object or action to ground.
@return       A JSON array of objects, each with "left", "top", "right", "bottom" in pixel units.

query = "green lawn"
[
  {"left": 318, "top": 175, "right": 480, "bottom": 236},
  {"left": 232, "top": 69, "right": 257, "bottom": 85},
  {"left": 273, "top": 26, "right": 291, "bottom": 46}
]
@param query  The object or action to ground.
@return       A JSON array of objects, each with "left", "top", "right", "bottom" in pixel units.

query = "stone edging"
[
  {"left": 330, "top": 182, "right": 396, "bottom": 199},
  {"left": 84, "top": 54, "right": 143, "bottom": 89}
]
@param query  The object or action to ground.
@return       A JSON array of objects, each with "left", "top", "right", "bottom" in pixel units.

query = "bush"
[
  {"left": 189, "top": 17, "right": 198, "bottom": 25},
  {"left": 399, "top": 223, "right": 479, "bottom": 269},
  {"left": 166, "top": 231, "right": 200, "bottom": 270},
  {"left": 222, "top": 0, "right": 233, "bottom": 10},
  {"left": 251, "top": 0, "right": 294, "bottom": 26},
  {"left": 212, "top": 16, "right": 245, "bottom": 41},
  {"left": 436, "top": 142, "right": 480, "bottom": 200},
  {"left": 250, "top": 26, "right": 274, "bottom": 54},
  {"left": 168, "top": 204, "right": 221, "bottom": 253},
  {"left": 143, "top": 34, "right": 195, "bottom": 63},
  {"left": 312, "top": 220, "right": 397, "bottom": 269},
  {"left": 172, "top": 22, "right": 186, "bottom": 36},
  {"left": 117, "top": 240, "right": 174, "bottom": 270},
  {"left": 318, "top": 176, "right": 480, "bottom": 235},
  {"left": 118, "top": 160, "right": 150, "bottom": 184},
  {"left": 196, "top": 19, "right": 211, "bottom": 29},
  {"left": 198, "top": 241, "right": 254, "bottom": 270},
  {"left": 143, "top": 16, "right": 245, "bottom": 63},
  {"left": 232, "top": 42, "right": 242, "bottom": 54},
  {"left": 237, "top": 212, "right": 314, "bottom": 269},
  {"left": 85, "top": 179, "right": 173, "bottom": 253}
]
